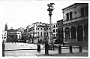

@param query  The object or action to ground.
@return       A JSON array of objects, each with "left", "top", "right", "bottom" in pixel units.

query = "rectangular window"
[
  {"left": 54, "top": 25, "right": 55, "bottom": 28},
  {"left": 47, "top": 32, "right": 48, "bottom": 36},
  {"left": 56, "top": 24, "right": 57, "bottom": 27},
  {"left": 4, "top": 37, "right": 6, "bottom": 39},
  {"left": 41, "top": 32, "right": 42, "bottom": 36},
  {"left": 41, "top": 28, "right": 42, "bottom": 30},
  {"left": 66, "top": 13, "right": 69, "bottom": 21},
  {"left": 70, "top": 12, "right": 72, "bottom": 20},
  {"left": 44, "top": 28, "right": 45, "bottom": 30},
  {"left": 38, "top": 28, "right": 39, "bottom": 30},
  {"left": 56, "top": 29, "right": 58, "bottom": 32},
  {"left": 53, "top": 29, "right": 55, "bottom": 33},
  {"left": 44, "top": 32, "right": 46, "bottom": 36}
]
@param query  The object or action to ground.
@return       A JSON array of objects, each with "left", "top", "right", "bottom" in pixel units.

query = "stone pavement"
[
  {"left": 4, "top": 43, "right": 88, "bottom": 57},
  {"left": 5, "top": 47, "right": 88, "bottom": 57}
]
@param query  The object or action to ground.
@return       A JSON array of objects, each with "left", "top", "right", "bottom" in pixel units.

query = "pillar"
[
  {"left": 83, "top": 26, "right": 85, "bottom": 41},
  {"left": 63, "top": 27, "right": 65, "bottom": 42},
  {"left": 70, "top": 29, "right": 71, "bottom": 41}
]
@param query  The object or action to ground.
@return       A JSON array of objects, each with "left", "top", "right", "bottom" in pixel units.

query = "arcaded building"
[{"left": 62, "top": 3, "right": 88, "bottom": 42}]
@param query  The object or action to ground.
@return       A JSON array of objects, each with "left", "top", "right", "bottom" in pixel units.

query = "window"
[
  {"left": 41, "top": 32, "right": 42, "bottom": 36},
  {"left": 47, "top": 32, "right": 48, "bottom": 36},
  {"left": 70, "top": 12, "right": 72, "bottom": 20},
  {"left": 54, "top": 25, "right": 55, "bottom": 28},
  {"left": 81, "top": 8, "right": 84, "bottom": 17},
  {"left": 44, "top": 28, "right": 45, "bottom": 30},
  {"left": 85, "top": 6, "right": 88, "bottom": 16},
  {"left": 56, "top": 24, "right": 57, "bottom": 27},
  {"left": 66, "top": 13, "right": 69, "bottom": 21},
  {"left": 53, "top": 29, "right": 55, "bottom": 33},
  {"left": 4, "top": 37, "right": 6, "bottom": 39},
  {"left": 41, "top": 28, "right": 42, "bottom": 30},
  {"left": 47, "top": 28, "right": 48, "bottom": 30},
  {"left": 38, "top": 28, "right": 39, "bottom": 30},
  {"left": 44, "top": 32, "right": 46, "bottom": 36},
  {"left": 56, "top": 29, "right": 58, "bottom": 32}
]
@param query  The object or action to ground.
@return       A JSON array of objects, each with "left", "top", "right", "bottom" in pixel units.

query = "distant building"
[
  {"left": 62, "top": 3, "right": 88, "bottom": 42},
  {"left": 26, "top": 22, "right": 51, "bottom": 43},
  {"left": 56, "top": 19, "right": 63, "bottom": 43},
  {"left": 52, "top": 23, "right": 58, "bottom": 38},
  {"left": 3, "top": 23, "right": 22, "bottom": 42},
  {"left": 18, "top": 27, "right": 25, "bottom": 34},
  {"left": 7, "top": 29, "right": 21, "bottom": 42},
  {"left": 2, "top": 30, "right": 7, "bottom": 42},
  {"left": 2, "top": 23, "right": 8, "bottom": 42}
]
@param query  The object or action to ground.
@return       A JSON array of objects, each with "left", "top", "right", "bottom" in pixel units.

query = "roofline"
[
  {"left": 57, "top": 19, "right": 63, "bottom": 22},
  {"left": 62, "top": 3, "right": 82, "bottom": 10}
]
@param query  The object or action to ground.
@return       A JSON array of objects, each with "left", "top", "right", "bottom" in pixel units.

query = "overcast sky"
[{"left": 0, "top": 0, "right": 85, "bottom": 30}]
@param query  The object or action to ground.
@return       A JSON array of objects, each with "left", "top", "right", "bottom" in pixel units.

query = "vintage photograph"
[{"left": 1, "top": 1, "right": 88, "bottom": 57}]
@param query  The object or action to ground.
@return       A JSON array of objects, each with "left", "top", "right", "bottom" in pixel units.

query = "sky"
[{"left": 0, "top": 0, "right": 85, "bottom": 30}]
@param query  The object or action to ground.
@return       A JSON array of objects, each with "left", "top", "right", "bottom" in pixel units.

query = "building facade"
[
  {"left": 52, "top": 23, "right": 58, "bottom": 38},
  {"left": 26, "top": 22, "right": 51, "bottom": 43},
  {"left": 56, "top": 19, "right": 63, "bottom": 43},
  {"left": 7, "top": 29, "right": 22, "bottom": 42},
  {"left": 3, "top": 23, "right": 22, "bottom": 42},
  {"left": 2, "top": 30, "right": 7, "bottom": 42},
  {"left": 62, "top": 3, "right": 88, "bottom": 42}
]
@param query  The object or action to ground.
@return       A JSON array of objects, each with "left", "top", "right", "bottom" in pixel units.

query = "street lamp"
[
  {"left": 47, "top": 3, "right": 55, "bottom": 50},
  {"left": 45, "top": 24, "right": 49, "bottom": 54}
]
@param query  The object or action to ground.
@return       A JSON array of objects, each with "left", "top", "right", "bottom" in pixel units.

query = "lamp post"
[
  {"left": 45, "top": 24, "right": 49, "bottom": 54},
  {"left": 47, "top": 3, "right": 55, "bottom": 50}
]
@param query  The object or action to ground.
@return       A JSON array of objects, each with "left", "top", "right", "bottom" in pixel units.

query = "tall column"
[{"left": 49, "top": 15, "right": 52, "bottom": 44}]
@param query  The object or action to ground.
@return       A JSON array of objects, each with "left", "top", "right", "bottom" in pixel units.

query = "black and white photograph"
[{"left": 1, "top": 0, "right": 88, "bottom": 57}]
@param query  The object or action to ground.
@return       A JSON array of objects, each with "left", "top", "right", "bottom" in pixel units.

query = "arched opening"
[
  {"left": 65, "top": 27, "right": 70, "bottom": 41},
  {"left": 84, "top": 24, "right": 88, "bottom": 41},
  {"left": 71, "top": 26, "right": 76, "bottom": 41},
  {"left": 77, "top": 25, "right": 83, "bottom": 41}
]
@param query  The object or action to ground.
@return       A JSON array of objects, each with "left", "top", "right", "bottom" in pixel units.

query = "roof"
[
  {"left": 37, "top": 25, "right": 49, "bottom": 27},
  {"left": 57, "top": 19, "right": 63, "bottom": 22},
  {"left": 7, "top": 29, "right": 18, "bottom": 32},
  {"left": 62, "top": 3, "right": 82, "bottom": 10}
]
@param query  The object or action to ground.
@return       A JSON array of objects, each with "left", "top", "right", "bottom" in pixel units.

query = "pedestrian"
[
  {"left": 37, "top": 39, "right": 41, "bottom": 53},
  {"left": 37, "top": 43, "right": 41, "bottom": 53}
]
